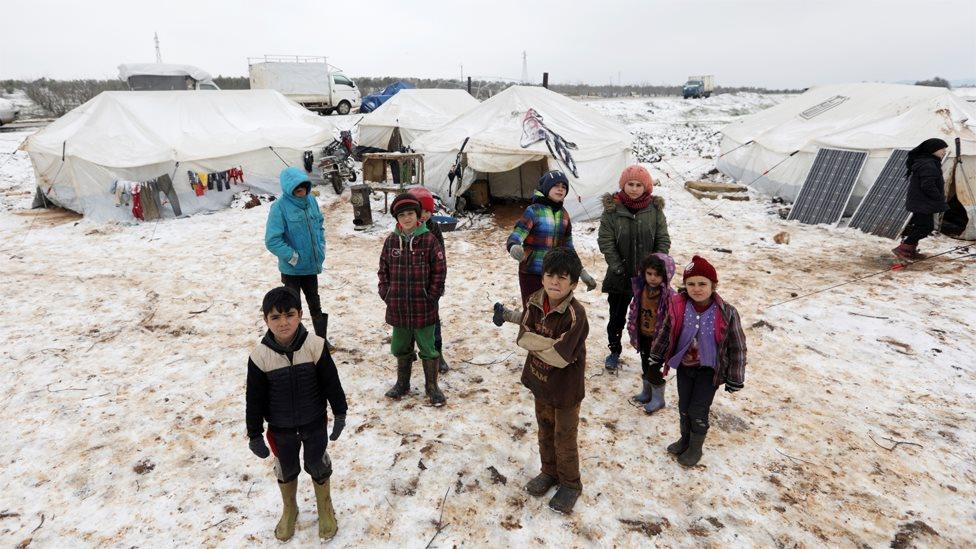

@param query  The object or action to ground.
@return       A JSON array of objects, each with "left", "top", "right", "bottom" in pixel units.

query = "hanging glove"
[
  {"left": 329, "top": 415, "right": 346, "bottom": 441},
  {"left": 580, "top": 269, "right": 597, "bottom": 292},
  {"left": 249, "top": 436, "right": 270, "bottom": 458},
  {"left": 509, "top": 244, "right": 525, "bottom": 261},
  {"left": 725, "top": 379, "right": 744, "bottom": 393},
  {"left": 288, "top": 252, "right": 299, "bottom": 267}
]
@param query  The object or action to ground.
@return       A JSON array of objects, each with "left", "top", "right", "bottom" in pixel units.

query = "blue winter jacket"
[{"left": 265, "top": 167, "right": 326, "bottom": 276}]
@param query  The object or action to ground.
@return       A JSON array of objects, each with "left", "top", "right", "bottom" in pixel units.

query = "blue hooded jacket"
[{"left": 265, "top": 167, "right": 326, "bottom": 276}]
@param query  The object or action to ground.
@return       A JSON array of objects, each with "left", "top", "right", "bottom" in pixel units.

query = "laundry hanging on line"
[
  {"left": 188, "top": 167, "right": 245, "bottom": 196},
  {"left": 109, "top": 174, "right": 182, "bottom": 220}
]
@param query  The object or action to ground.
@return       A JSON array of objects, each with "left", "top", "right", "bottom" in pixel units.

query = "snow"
[{"left": 0, "top": 93, "right": 973, "bottom": 547}]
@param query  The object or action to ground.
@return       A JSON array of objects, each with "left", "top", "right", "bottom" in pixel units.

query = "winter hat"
[
  {"left": 407, "top": 186, "right": 436, "bottom": 213},
  {"left": 618, "top": 165, "right": 654, "bottom": 193},
  {"left": 390, "top": 193, "right": 422, "bottom": 218},
  {"left": 906, "top": 137, "right": 949, "bottom": 176},
  {"left": 279, "top": 166, "right": 311, "bottom": 195},
  {"left": 538, "top": 170, "right": 569, "bottom": 197},
  {"left": 682, "top": 255, "right": 718, "bottom": 284}
]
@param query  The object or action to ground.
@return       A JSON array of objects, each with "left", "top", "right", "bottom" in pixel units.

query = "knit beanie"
[
  {"left": 683, "top": 255, "right": 718, "bottom": 284},
  {"left": 390, "top": 193, "right": 422, "bottom": 218},
  {"left": 618, "top": 164, "right": 654, "bottom": 193},
  {"left": 407, "top": 186, "right": 436, "bottom": 213},
  {"left": 538, "top": 170, "right": 569, "bottom": 197}
]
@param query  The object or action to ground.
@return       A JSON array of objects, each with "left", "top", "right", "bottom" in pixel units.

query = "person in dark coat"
[{"left": 893, "top": 138, "right": 949, "bottom": 259}]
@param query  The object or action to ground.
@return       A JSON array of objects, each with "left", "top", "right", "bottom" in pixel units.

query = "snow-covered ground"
[{"left": 0, "top": 93, "right": 973, "bottom": 547}]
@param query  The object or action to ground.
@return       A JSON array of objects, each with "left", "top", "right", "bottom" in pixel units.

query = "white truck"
[
  {"left": 682, "top": 75, "right": 715, "bottom": 99},
  {"left": 118, "top": 63, "right": 221, "bottom": 91},
  {"left": 248, "top": 56, "right": 361, "bottom": 115}
]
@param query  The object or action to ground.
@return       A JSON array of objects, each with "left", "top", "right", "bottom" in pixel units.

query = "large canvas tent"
[
  {"left": 717, "top": 83, "right": 976, "bottom": 238},
  {"left": 358, "top": 89, "right": 479, "bottom": 150},
  {"left": 22, "top": 90, "right": 338, "bottom": 222},
  {"left": 411, "top": 85, "right": 634, "bottom": 220}
]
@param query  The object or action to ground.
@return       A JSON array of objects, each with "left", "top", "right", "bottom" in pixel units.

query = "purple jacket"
[{"left": 626, "top": 253, "right": 677, "bottom": 350}]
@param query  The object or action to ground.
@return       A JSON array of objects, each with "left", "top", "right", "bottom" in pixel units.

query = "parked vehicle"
[
  {"left": 682, "top": 75, "right": 715, "bottom": 99},
  {"left": 248, "top": 56, "right": 361, "bottom": 115},
  {"left": 118, "top": 63, "right": 221, "bottom": 91},
  {"left": 318, "top": 130, "right": 358, "bottom": 193},
  {"left": 0, "top": 98, "right": 19, "bottom": 125}
]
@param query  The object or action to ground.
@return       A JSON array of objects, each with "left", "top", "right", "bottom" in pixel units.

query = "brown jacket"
[{"left": 517, "top": 289, "right": 589, "bottom": 408}]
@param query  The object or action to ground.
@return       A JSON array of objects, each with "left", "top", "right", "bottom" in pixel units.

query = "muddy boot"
[
  {"left": 422, "top": 358, "right": 446, "bottom": 406},
  {"left": 667, "top": 413, "right": 691, "bottom": 455},
  {"left": 604, "top": 352, "right": 620, "bottom": 372},
  {"left": 438, "top": 354, "right": 449, "bottom": 373},
  {"left": 385, "top": 357, "right": 412, "bottom": 398},
  {"left": 678, "top": 418, "right": 708, "bottom": 466},
  {"left": 547, "top": 485, "right": 581, "bottom": 514},
  {"left": 891, "top": 242, "right": 917, "bottom": 260},
  {"left": 313, "top": 478, "right": 338, "bottom": 541},
  {"left": 633, "top": 379, "right": 653, "bottom": 403},
  {"left": 643, "top": 383, "right": 666, "bottom": 414},
  {"left": 524, "top": 473, "right": 558, "bottom": 497},
  {"left": 274, "top": 479, "right": 299, "bottom": 541}
]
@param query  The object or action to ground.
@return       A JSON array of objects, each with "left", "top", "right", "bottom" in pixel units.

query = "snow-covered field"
[{"left": 1, "top": 94, "right": 973, "bottom": 548}]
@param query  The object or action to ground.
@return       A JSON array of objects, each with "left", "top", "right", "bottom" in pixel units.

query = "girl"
[
  {"left": 493, "top": 170, "right": 596, "bottom": 325},
  {"left": 893, "top": 138, "right": 949, "bottom": 260},
  {"left": 597, "top": 165, "right": 670, "bottom": 371},
  {"left": 649, "top": 255, "right": 747, "bottom": 466},
  {"left": 626, "top": 253, "right": 676, "bottom": 414}
]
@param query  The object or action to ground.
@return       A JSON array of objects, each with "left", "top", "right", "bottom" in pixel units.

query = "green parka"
[{"left": 597, "top": 192, "right": 671, "bottom": 294}]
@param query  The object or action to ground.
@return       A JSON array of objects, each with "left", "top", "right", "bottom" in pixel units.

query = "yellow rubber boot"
[
  {"left": 274, "top": 480, "right": 299, "bottom": 541},
  {"left": 313, "top": 478, "right": 338, "bottom": 540}
]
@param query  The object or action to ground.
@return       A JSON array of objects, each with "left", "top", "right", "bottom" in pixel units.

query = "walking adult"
[{"left": 892, "top": 138, "right": 949, "bottom": 260}]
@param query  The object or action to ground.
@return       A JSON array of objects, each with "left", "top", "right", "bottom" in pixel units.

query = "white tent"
[
  {"left": 717, "top": 83, "right": 976, "bottom": 237},
  {"left": 22, "top": 90, "right": 339, "bottom": 222},
  {"left": 358, "top": 89, "right": 479, "bottom": 150},
  {"left": 410, "top": 85, "right": 634, "bottom": 221}
]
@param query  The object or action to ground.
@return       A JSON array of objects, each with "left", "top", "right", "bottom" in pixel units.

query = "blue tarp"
[{"left": 359, "top": 81, "right": 415, "bottom": 113}]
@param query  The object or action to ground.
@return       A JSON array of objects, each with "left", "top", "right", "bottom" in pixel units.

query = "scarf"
[{"left": 616, "top": 190, "right": 652, "bottom": 213}]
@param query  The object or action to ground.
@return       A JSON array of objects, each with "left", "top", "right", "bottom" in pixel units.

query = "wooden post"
[
  {"left": 467, "top": 76, "right": 472, "bottom": 95},
  {"left": 542, "top": 73, "right": 549, "bottom": 89}
]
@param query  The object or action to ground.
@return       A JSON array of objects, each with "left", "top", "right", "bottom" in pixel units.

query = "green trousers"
[{"left": 391, "top": 325, "right": 439, "bottom": 360}]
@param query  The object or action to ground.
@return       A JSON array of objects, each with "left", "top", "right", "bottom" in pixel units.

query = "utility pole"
[
  {"left": 154, "top": 32, "right": 163, "bottom": 63},
  {"left": 521, "top": 51, "right": 529, "bottom": 84}
]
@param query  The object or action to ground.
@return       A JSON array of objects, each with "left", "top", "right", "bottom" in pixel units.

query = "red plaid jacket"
[{"left": 377, "top": 224, "right": 446, "bottom": 328}]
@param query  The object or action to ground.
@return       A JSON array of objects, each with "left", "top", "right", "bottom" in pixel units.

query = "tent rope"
[{"left": 268, "top": 146, "right": 290, "bottom": 167}]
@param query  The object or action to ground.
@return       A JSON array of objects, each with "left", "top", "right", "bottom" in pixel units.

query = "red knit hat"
[
  {"left": 683, "top": 255, "right": 718, "bottom": 284},
  {"left": 618, "top": 165, "right": 654, "bottom": 193},
  {"left": 407, "top": 186, "right": 436, "bottom": 213}
]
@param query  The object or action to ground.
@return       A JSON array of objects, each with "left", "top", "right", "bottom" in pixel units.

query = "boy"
[
  {"left": 649, "top": 255, "right": 747, "bottom": 466},
  {"left": 378, "top": 193, "right": 448, "bottom": 405},
  {"left": 407, "top": 186, "right": 450, "bottom": 373},
  {"left": 246, "top": 286, "right": 348, "bottom": 541},
  {"left": 516, "top": 247, "right": 589, "bottom": 514},
  {"left": 265, "top": 166, "right": 332, "bottom": 346}
]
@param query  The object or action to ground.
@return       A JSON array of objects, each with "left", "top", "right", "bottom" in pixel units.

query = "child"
[
  {"left": 516, "top": 247, "right": 589, "bottom": 514},
  {"left": 265, "top": 166, "right": 331, "bottom": 345},
  {"left": 598, "top": 164, "right": 670, "bottom": 372},
  {"left": 378, "top": 193, "right": 448, "bottom": 405},
  {"left": 626, "top": 253, "right": 677, "bottom": 414},
  {"left": 246, "top": 286, "right": 348, "bottom": 541},
  {"left": 407, "top": 186, "right": 450, "bottom": 373},
  {"left": 494, "top": 170, "right": 596, "bottom": 326},
  {"left": 892, "top": 137, "right": 949, "bottom": 260},
  {"left": 649, "top": 255, "right": 747, "bottom": 466}
]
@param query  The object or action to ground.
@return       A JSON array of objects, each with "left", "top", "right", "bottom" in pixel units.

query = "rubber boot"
[
  {"left": 311, "top": 313, "right": 335, "bottom": 352},
  {"left": 385, "top": 357, "right": 412, "bottom": 398},
  {"left": 643, "top": 383, "right": 666, "bottom": 414},
  {"left": 313, "top": 478, "right": 338, "bottom": 541},
  {"left": 678, "top": 418, "right": 708, "bottom": 466},
  {"left": 547, "top": 485, "right": 582, "bottom": 514},
  {"left": 633, "top": 379, "right": 653, "bottom": 403},
  {"left": 891, "top": 242, "right": 917, "bottom": 260},
  {"left": 667, "top": 413, "right": 691, "bottom": 455},
  {"left": 524, "top": 473, "right": 558, "bottom": 497},
  {"left": 274, "top": 480, "right": 299, "bottom": 542},
  {"left": 604, "top": 352, "right": 620, "bottom": 372},
  {"left": 438, "top": 352, "right": 449, "bottom": 373},
  {"left": 422, "top": 358, "right": 446, "bottom": 406}
]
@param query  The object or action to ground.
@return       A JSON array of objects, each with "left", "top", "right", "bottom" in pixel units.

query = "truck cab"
[
  {"left": 118, "top": 63, "right": 220, "bottom": 91},
  {"left": 682, "top": 75, "right": 715, "bottom": 99}
]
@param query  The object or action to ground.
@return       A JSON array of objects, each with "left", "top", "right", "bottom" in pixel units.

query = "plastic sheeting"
[
  {"left": 360, "top": 81, "right": 415, "bottom": 113},
  {"left": 358, "top": 89, "right": 479, "bottom": 149}
]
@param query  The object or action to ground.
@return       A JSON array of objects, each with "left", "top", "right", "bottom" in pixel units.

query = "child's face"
[
  {"left": 547, "top": 183, "right": 568, "bottom": 202},
  {"left": 397, "top": 210, "right": 419, "bottom": 231},
  {"left": 542, "top": 271, "right": 576, "bottom": 304},
  {"left": 265, "top": 307, "right": 301, "bottom": 343},
  {"left": 685, "top": 276, "right": 714, "bottom": 304},
  {"left": 419, "top": 210, "right": 432, "bottom": 223},
  {"left": 624, "top": 180, "right": 645, "bottom": 199},
  {"left": 293, "top": 185, "right": 308, "bottom": 198},
  {"left": 644, "top": 267, "right": 664, "bottom": 288}
]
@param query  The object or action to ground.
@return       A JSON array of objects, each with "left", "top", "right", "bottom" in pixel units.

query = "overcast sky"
[{"left": 2, "top": 0, "right": 974, "bottom": 88}]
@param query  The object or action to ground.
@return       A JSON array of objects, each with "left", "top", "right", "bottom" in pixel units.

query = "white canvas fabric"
[
  {"left": 411, "top": 85, "right": 634, "bottom": 221},
  {"left": 717, "top": 83, "right": 976, "bottom": 236},
  {"left": 358, "top": 89, "right": 479, "bottom": 149},
  {"left": 22, "top": 90, "right": 339, "bottom": 222}
]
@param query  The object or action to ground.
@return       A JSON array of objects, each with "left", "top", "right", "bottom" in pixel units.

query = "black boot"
[
  {"left": 422, "top": 358, "right": 446, "bottom": 406},
  {"left": 667, "top": 413, "right": 691, "bottom": 455},
  {"left": 524, "top": 473, "right": 558, "bottom": 497},
  {"left": 385, "top": 357, "right": 412, "bottom": 398},
  {"left": 311, "top": 313, "right": 334, "bottom": 351},
  {"left": 678, "top": 418, "right": 707, "bottom": 467},
  {"left": 548, "top": 485, "right": 582, "bottom": 514},
  {"left": 438, "top": 354, "right": 449, "bottom": 373}
]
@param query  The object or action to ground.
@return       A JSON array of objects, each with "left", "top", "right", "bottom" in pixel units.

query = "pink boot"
[{"left": 891, "top": 243, "right": 917, "bottom": 260}]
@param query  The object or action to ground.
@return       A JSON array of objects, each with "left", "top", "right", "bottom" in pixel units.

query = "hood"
[
  {"left": 280, "top": 166, "right": 312, "bottom": 208},
  {"left": 601, "top": 192, "right": 665, "bottom": 212},
  {"left": 631, "top": 253, "right": 677, "bottom": 295}
]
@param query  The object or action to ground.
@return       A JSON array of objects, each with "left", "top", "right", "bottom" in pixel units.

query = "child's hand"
[
  {"left": 249, "top": 436, "right": 270, "bottom": 458},
  {"left": 329, "top": 415, "right": 346, "bottom": 441},
  {"left": 509, "top": 245, "right": 525, "bottom": 261},
  {"left": 580, "top": 269, "right": 597, "bottom": 292},
  {"left": 287, "top": 252, "right": 300, "bottom": 267},
  {"left": 724, "top": 380, "right": 743, "bottom": 393}
]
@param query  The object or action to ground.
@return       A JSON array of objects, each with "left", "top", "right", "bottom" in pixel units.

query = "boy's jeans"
[
  {"left": 391, "top": 324, "right": 439, "bottom": 360},
  {"left": 534, "top": 398, "right": 582, "bottom": 490}
]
